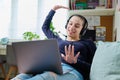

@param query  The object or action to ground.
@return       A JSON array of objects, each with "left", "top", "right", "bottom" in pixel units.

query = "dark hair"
[{"left": 65, "top": 14, "right": 88, "bottom": 36}]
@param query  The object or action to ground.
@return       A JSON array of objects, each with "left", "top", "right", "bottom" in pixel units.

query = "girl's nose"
[{"left": 70, "top": 25, "right": 75, "bottom": 29}]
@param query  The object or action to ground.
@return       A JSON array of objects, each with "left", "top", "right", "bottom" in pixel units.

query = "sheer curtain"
[
  {"left": 0, "top": 0, "right": 68, "bottom": 40},
  {"left": 0, "top": 0, "right": 11, "bottom": 39}
]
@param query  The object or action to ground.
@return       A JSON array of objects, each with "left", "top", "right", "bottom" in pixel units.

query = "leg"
[
  {"left": 56, "top": 70, "right": 83, "bottom": 80},
  {"left": 11, "top": 63, "right": 83, "bottom": 80},
  {"left": 29, "top": 63, "right": 83, "bottom": 80},
  {"left": 11, "top": 72, "right": 55, "bottom": 80},
  {"left": 56, "top": 63, "right": 84, "bottom": 80},
  {"left": 11, "top": 73, "right": 33, "bottom": 80},
  {"left": 27, "top": 72, "right": 55, "bottom": 80}
]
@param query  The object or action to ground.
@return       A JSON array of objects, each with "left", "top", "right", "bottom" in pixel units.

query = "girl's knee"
[{"left": 40, "top": 71, "right": 57, "bottom": 80}]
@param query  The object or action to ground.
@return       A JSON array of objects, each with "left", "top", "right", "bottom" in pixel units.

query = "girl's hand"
[
  {"left": 61, "top": 45, "right": 80, "bottom": 64},
  {"left": 52, "top": 5, "right": 69, "bottom": 11}
]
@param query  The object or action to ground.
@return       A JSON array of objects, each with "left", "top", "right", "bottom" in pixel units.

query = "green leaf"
[{"left": 23, "top": 32, "right": 40, "bottom": 40}]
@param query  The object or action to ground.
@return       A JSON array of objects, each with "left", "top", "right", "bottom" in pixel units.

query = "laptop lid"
[{"left": 12, "top": 39, "right": 63, "bottom": 75}]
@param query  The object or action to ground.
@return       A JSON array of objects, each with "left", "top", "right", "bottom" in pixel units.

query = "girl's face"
[{"left": 66, "top": 16, "right": 84, "bottom": 40}]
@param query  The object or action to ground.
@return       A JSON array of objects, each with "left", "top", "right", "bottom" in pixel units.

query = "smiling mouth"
[
  {"left": 69, "top": 32, "right": 75, "bottom": 35},
  {"left": 69, "top": 30, "right": 75, "bottom": 33}
]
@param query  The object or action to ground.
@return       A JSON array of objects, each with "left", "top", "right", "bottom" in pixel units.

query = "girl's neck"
[{"left": 66, "top": 37, "right": 80, "bottom": 41}]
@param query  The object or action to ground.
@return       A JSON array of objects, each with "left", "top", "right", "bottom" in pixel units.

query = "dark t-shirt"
[{"left": 42, "top": 10, "right": 96, "bottom": 80}]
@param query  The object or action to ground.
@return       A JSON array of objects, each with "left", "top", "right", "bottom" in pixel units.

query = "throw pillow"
[{"left": 90, "top": 41, "right": 120, "bottom": 80}]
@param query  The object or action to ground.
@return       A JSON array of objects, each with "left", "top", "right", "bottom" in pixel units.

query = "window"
[
  {"left": 0, "top": 0, "right": 68, "bottom": 40},
  {"left": 0, "top": 0, "right": 11, "bottom": 39}
]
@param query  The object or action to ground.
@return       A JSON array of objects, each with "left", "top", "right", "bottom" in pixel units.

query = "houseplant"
[{"left": 23, "top": 32, "right": 40, "bottom": 40}]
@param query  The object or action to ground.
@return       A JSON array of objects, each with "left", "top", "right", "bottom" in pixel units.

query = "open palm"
[{"left": 61, "top": 45, "right": 80, "bottom": 64}]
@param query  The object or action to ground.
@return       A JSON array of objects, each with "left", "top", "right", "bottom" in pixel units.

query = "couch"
[{"left": 90, "top": 41, "right": 120, "bottom": 80}]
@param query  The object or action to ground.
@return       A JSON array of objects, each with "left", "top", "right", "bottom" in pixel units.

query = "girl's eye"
[{"left": 75, "top": 25, "right": 80, "bottom": 28}]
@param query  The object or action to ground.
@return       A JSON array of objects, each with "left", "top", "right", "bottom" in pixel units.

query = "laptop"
[{"left": 12, "top": 39, "right": 63, "bottom": 75}]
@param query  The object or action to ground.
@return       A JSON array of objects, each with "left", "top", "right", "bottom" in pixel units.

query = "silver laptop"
[{"left": 12, "top": 39, "right": 63, "bottom": 75}]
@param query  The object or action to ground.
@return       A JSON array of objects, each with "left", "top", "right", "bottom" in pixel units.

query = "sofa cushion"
[{"left": 90, "top": 41, "right": 120, "bottom": 80}]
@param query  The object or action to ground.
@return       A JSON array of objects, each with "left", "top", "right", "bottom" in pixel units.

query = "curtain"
[
  {"left": 0, "top": 0, "right": 68, "bottom": 40},
  {"left": 0, "top": 0, "right": 11, "bottom": 39}
]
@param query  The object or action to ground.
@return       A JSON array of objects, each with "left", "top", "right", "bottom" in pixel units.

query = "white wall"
[{"left": 115, "top": 11, "right": 120, "bottom": 41}]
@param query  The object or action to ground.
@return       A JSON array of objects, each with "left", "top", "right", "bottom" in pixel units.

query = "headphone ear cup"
[
  {"left": 80, "top": 29, "right": 84, "bottom": 35},
  {"left": 80, "top": 21, "right": 88, "bottom": 36},
  {"left": 81, "top": 28, "right": 87, "bottom": 36}
]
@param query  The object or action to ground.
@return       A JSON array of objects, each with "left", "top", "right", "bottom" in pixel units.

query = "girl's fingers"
[
  {"left": 65, "top": 45, "right": 68, "bottom": 55},
  {"left": 53, "top": 5, "right": 69, "bottom": 10},
  {"left": 75, "top": 52, "right": 80, "bottom": 59},
  {"left": 61, "top": 6, "right": 69, "bottom": 9},
  {"left": 64, "top": 44, "right": 80, "bottom": 64},
  {"left": 61, "top": 54, "right": 65, "bottom": 60},
  {"left": 68, "top": 44, "right": 71, "bottom": 55},
  {"left": 71, "top": 45, "right": 74, "bottom": 56}
]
